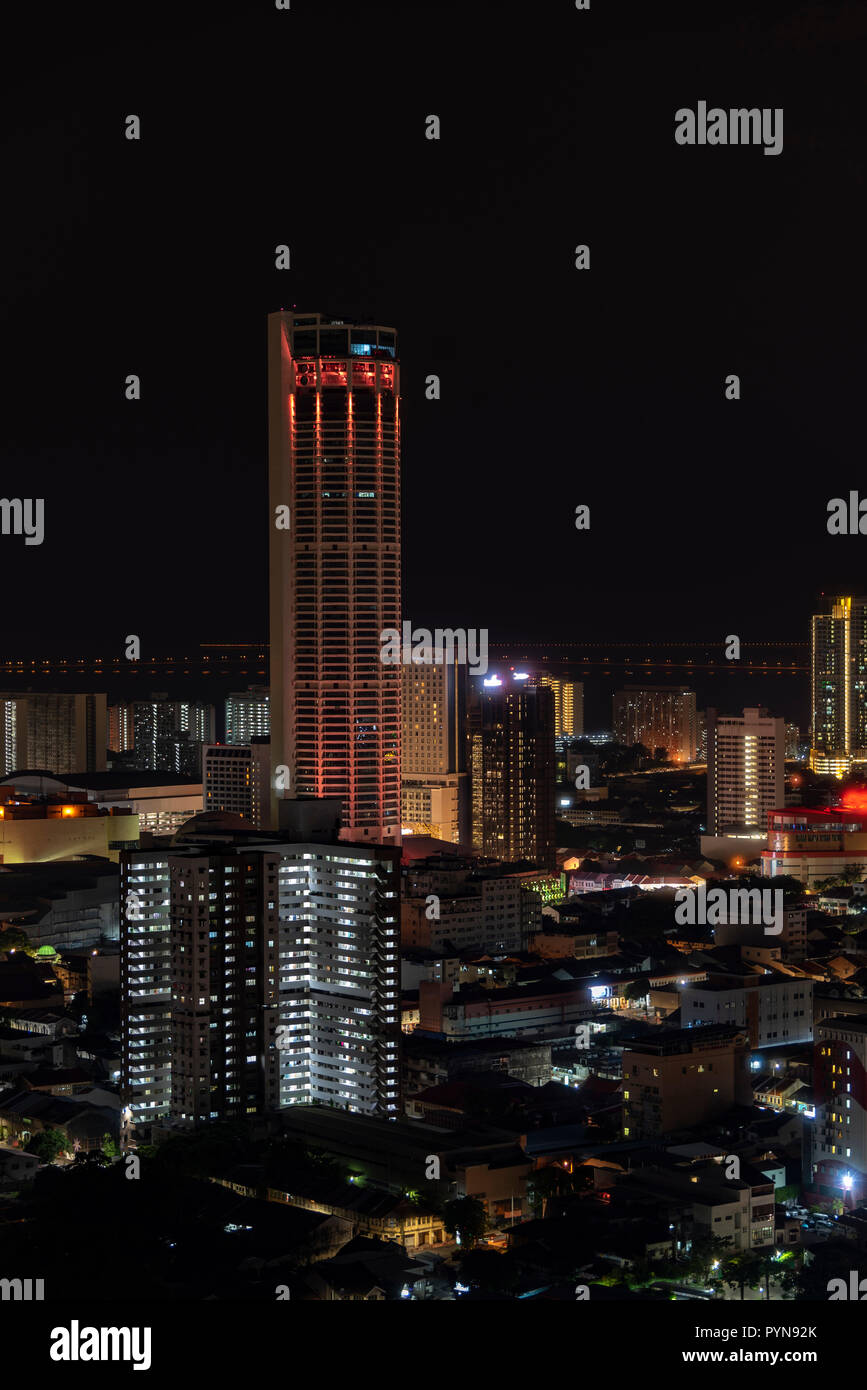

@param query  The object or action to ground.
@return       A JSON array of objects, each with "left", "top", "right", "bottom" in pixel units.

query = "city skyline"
[
  {"left": 2, "top": 0, "right": 866, "bottom": 1329},
  {"left": 2, "top": 6, "right": 866, "bottom": 653}
]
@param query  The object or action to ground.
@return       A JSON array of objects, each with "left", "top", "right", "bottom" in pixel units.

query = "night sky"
[{"left": 2, "top": 0, "right": 865, "bottom": 655}]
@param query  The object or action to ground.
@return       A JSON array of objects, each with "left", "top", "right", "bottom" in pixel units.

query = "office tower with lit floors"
[
  {"left": 401, "top": 659, "right": 466, "bottom": 842},
  {"left": 529, "top": 674, "right": 584, "bottom": 738},
  {"left": 468, "top": 676, "right": 555, "bottom": 866},
  {"left": 810, "top": 594, "right": 867, "bottom": 774},
  {"left": 268, "top": 311, "right": 401, "bottom": 842},
  {"left": 203, "top": 740, "right": 271, "bottom": 827}
]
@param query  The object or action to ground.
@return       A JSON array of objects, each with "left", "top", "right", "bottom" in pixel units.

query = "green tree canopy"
[
  {"left": 443, "top": 1195, "right": 487, "bottom": 1248},
  {"left": 26, "top": 1128, "right": 67, "bottom": 1163}
]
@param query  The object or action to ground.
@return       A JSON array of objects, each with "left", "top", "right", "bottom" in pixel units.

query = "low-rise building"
[{"left": 681, "top": 976, "right": 813, "bottom": 1047}]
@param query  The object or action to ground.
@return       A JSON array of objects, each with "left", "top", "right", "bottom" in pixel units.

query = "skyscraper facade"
[
  {"left": 133, "top": 700, "right": 215, "bottom": 776},
  {"left": 121, "top": 848, "right": 172, "bottom": 1131},
  {"left": 612, "top": 686, "right": 697, "bottom": 763},
  {"left": 121, "top": 828, "right": 401, "bottom": 1132},
  {"left": 203, "top": 740, "right": 271, "bottom": 827},
  {"left": 401, "top": 659, "right": 466, "bottom": 842},
  {"left": 810, "top": 594, "right": 867, "bottom": 772},
  {"left": 0, "top": 692, "right": 107, "bottom": 775},
  {"left": 0, "top": 699, "right": 16, "bottom": 776},
  {"left": 225, "top": 687, "right": 270, "bottom": 744},
  {"left": 530, "top": 674, "right": 584, "bottom": 738},
  {"left": 811, "top": 1014, "right": 867, "bottom": 1207},
  {"left": 276, "top": 840, "right": 401, "bottom": 1114},
  {"left": 108, "top": 702, "right": 135, "bottom": 754},
  {"left": 706, "top": 706, "right": 785, "bottom": 836},
  {"left": 268, "top": 311, "right": 401, "bottom": 843},
  {"left": 468, "top": 677, "right": 555, "bottom": 867}
]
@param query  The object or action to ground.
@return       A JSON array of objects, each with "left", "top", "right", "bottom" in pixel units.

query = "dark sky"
[{"left": 1, "top": 0, "right": 865, "bottom": 655}]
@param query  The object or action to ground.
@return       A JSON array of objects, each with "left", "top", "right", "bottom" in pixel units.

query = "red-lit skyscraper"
[{"left": 268, "top": 311, "right": 401, "bottom": 842}]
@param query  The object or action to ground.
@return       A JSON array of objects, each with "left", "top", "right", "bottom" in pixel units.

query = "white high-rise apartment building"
[
  {"left": 121, "top": 833, "right": 401, "bottom": 1134},
  {"left": 707, "top": 706, "right": 784, "bottom": 836},
  {"left": 0, "top": 692, "right": 107, "bottom": 774},
  {"left": 276, "top": 841, "right": 401, "bottom": 1114},
  {"left": 225, "top": 687, "right": 270, "bottom": 744},
  {"left": 120, "top": 852, "right": 172, "bottom": 1133}
]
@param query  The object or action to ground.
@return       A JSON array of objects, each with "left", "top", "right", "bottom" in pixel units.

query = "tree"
[
  {"left": 687, "top": 1234, "right": 731, "bottom": 1284},
  {"left": 786, "top": 1241, "right": 854, "bottom": 1300},
  {"left": 621, "top": 980, "right": 648, "bottom": 1003},
  {"left": 26, "top": 1128, "right": 67, "bottom": 1163},
  {"left": 527, "top": 1164, "right": 576, "bottom": 1217},
  {"left": 75, "top": 1148, "right": 111, "bottom": 1167},
  {"left": 442, "top": 1196, "right": 487, "bottom": 1249},
  {"left": 0, "top": 926, "right": 32, "bottom": 954},
  {"left": 719, "top": 1250, "right": 765, "bottom": 1300},
  {"left": 102, "top": 1134, "right": 119, "bottom": 1159}
]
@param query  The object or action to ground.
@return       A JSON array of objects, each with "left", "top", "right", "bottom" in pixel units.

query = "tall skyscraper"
[
  {"left": 696, "top": 709, "right": 707, "bottom": 763},
  {"left": 0, "top": 699, "right": 16, "bottom": 776},
  {"left": 108, "top": 702, "right": 135, "bottom": 754},
  {"left": 121, "top": 823, "right": 401, "bottom": 1132},
  {"left": 225, "top": 686, "right": 270, "bottom": 743},
  {"left": 468, "top": 676, "right": 555, "bottom": 867},
  {"left": 133, "top": 699, "right": 215, "bottom": 776},
  {"left": 0, "top": 692, "right": 107, "bottom": 774},
  {"left": 401, "top": 659, "right": 466, "bottom": 842},
  {"left": 612, "top": 686, "right": 697, "bottom": 763},
  {"left": 121, "top": 848, "right": 172, "bottom": 1130},
  {"left": 706, "top": 707, "right": 785, "bottom": 836},
  {"left": 810, "top": 594, "right": 867, "bottom": 772},
  {"left": 268, "top": 311, "right": 401, "bottom": 843},
  {"left": 276, "top": 838, "right": 401, "bottom": 1114},
  {"left": 530, "top": 674, "right": 584, "bottom": 738},
  {"left": 121, "top": 835, "right": 279, "bottom": 1132}
]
